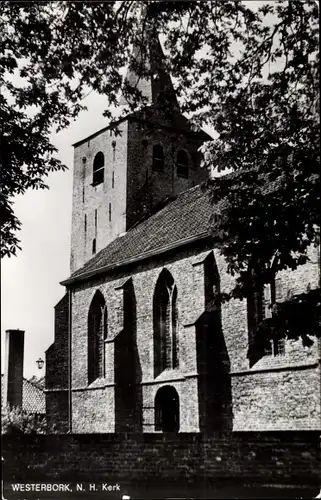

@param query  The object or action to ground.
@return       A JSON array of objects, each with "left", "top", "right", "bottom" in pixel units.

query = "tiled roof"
[
  {"left": 1, "top": 374, "right": 45, "bottom": 414},
  {"left": 27, "top": 375, "right": 45, "bottom": 390},
  {"left": 22, "top": 378, "right": 45, "bottom": 414},
  {"left": 64, "top": 183, "right": 215, "bottom": 284}
]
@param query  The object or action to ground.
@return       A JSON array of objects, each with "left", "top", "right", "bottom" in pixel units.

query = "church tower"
[{"left": 70, "top": 28, "right": 211, "bottom": 274}]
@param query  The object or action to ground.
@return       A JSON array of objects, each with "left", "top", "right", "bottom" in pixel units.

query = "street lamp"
[{"left": 36, "top": 357, "right": 44, "bottom": 370}]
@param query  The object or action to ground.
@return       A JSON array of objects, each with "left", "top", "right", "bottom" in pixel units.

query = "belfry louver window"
[{"left": 152, "top": 145, "right": 164, "bottom": 172}]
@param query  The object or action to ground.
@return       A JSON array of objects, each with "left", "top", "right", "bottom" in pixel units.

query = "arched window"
[
  {"left": 103, "top": 305, "right": 108, "bottom": 341},
  {"left": 263, "top": 277, "right": 285, "bottom": 357},
  {"left": 93, "top": 151, "right": 105, "bottom": 185},
  {"left": 88, "top": 290, "right": 107, "bottom": 384},
  {"left": 153, "top": 269, "right": 178, "bottom": 377},
  {"left": 204, "top": 251, "right": 220, "bottom": 312},
  {"left": 152, "top": 145, "right": 164, "bottom": 172},
  {"left": 155, "top": 386, "right": 180, "bottom": 432},
  {"left": 248, "top": 274, "right": 286, "bottom": 367},
  {"left": 176, "top": 150, "right": 189, "bottom": 178}
]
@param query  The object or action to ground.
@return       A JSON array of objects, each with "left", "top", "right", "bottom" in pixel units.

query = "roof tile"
[
  {"left": 1, "top": 374, "right": 45, "bottom": 414},
  {"left": 67, "top": 183, "right": 214, "bottom": 282}
]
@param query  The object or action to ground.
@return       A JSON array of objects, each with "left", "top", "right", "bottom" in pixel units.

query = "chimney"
[{"left": 3, "top": 329, "right": 25, "bottom": 409}]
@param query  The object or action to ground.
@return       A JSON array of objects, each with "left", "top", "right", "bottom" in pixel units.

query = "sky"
[{"left": 1, "top": 91, "right": 118, "bottom": 379}]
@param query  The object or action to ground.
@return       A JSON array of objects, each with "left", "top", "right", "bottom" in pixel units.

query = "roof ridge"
[
  {"left": 176, "top": 182, "right": 205, "bottom": 197},
  {"left": 23, "top": 377, "right": 45, "bottom": 391}
]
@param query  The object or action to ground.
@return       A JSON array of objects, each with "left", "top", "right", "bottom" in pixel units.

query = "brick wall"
[
  {"left": 46, "top": 294, "right": 69, "bottom": 390},
  {"left": 45, "top": 293, "right": 69, "bottom": 432},
  {"left": 47, "top": 241, "right": 320, "bottom": 434},
  {"left": 45, "top": 391, "right": 69, "bottom": 433},
  {"left": 71, "top": 115, "right": 210, "bottom": 274},
  {"left": 70, "top": 243, "right": 216, "bottom": 433},
  {"left": 232, "top": 365, "right": 321, "bottom": 431},
  {"left": 126, "top": 118, "right": 208, "bottom": 230},
  {"left": 229, "top": 246, "right": 321, "bottom": 431},
  {"left": 71, "top": 123, "right": 128, "bottom": 273},
  {"left": 2, "top": 432, "right": 320, "bottom": 486}
]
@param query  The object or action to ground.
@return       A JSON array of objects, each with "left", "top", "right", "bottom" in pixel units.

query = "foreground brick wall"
[{"left": 2, "top": 432, "right": 320, "bottom": 486}]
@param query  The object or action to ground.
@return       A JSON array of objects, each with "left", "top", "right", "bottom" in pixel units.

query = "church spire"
[{"left": 120, "top": 4, "right": 179, "bottom": 110}]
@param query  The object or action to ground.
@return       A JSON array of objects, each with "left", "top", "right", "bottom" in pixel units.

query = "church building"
[{"left": 45, "top": 34, "right": 320, "bottom": 434}]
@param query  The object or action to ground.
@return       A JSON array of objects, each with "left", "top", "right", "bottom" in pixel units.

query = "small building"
[{"left": 2, "top": 329, "right": 45, "bottom": 417}]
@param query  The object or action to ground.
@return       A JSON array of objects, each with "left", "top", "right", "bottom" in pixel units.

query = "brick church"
[{"left": 45, "top": 33, "right": 320, "bottom": 434}]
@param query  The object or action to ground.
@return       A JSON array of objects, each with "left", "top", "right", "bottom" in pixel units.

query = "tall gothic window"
[
  {"left": 88, "top": 290, "right": 107, "bottom": 384},
  {"left": 176, "top": 150, "right": 189, "bottom": 178},
  {"left": 204, "top": 251, "right": 220, "bottom": 311},
  {"left": 247, "top": 285, "right": 265, "bottom": 367},
  {"left": 153, "top": 269, "right": 178, "bottom": 377},
  {"left": 263, "top": 278, "right": 285, "bottom": 357},
  {"left": 152, "top": 144, "right": 164, "bottom": 172},
  {"left": 248, "top": 275, "right": 285, "bottom": 366},
  {"left": 93, "top": 151, "right": 105, "bottom": 185}
]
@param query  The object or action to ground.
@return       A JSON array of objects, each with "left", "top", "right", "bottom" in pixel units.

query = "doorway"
[{"left": 155, "top": 386, "right": 180, "bottom": 432}]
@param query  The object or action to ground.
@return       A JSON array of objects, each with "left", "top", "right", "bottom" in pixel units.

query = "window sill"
[
  {"left": 87, "top": 377, "right": 107, "bottom": 389},
  {"left": 142, "top": 369, "right": 198, "bottom": 385},
  {"left": 91, "top": 181, "right": 104, "bottom": 187}
]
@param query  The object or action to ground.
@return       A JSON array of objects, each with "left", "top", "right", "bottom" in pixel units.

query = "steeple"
[
  {"left": 120, "top": 6, "right": 179, "bottom": 110},
  {"left": 69, "top": 2, "right": 211, "bottom": 274}
]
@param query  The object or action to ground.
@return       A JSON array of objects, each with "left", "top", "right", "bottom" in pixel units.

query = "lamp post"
[{"left": 36, "top": 357, "right": 44, "bottom": 370}]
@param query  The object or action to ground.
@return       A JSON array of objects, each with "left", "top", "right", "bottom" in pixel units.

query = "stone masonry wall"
[
  {"left": 67, "top": 241, "right": 320, "bottom": 433},
  {"left": 126, "top": 118, "right": 209, "bottom": 230},
  {"left": 70, "top": 117, "right": 210, "bottom": 274},
  {"left": 45, "top": 293, "right": 69, "bottom": 432},
  {"left": 70, "top": 123, "right": 128, "bottom": 274},
  {"left": 232, "top": 365, "right": 321, "bottom": 431},
  {"left": 228, "top": 245, "right": 321, "bottom": 431},
  {"left": 46, "top": 293, "right": 69, "bottom": 432},
  {"left": 70, "top": 243, "right": 216, "bottom": 433},
  {"left": 3, "top": 432, "right": 320, "bottom": 487},
  {"left": 46, "top": 294, "right": 69, "bottom": 390}
]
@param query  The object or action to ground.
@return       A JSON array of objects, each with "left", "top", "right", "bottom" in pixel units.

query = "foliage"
[
  {"left": 1, "top": 405, "right": 56, "bottom": 435},
  {"left": 1, "top": 1, "right": 319, "bottom": 303},
  {"left": 271, "top": 287, "right": 321, "bottom": 341}
]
